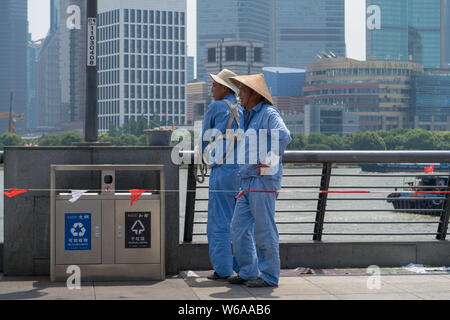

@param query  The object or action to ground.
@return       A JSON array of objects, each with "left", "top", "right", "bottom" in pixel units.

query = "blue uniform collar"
[
  {"left": 224, "top": 93, "right": 236, "bottom": 103},
  {"left": 244, "top": 101, "right": 265, "bottom": 114}
]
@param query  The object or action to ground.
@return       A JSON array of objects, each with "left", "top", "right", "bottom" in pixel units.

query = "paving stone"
[
  {"left": 183, "top": 278, "right": 256, "bottom": 300},
  {"left": 0, "top": 279, "right": 95, "bottom": 300},
  {"left": 380, "top": 275, "right": 450, "bottom": 293},
  {"left": 336, "top": 293, "right": 423, "bottom": 300},
  {"left": 414, "top": 292, "right": 450, "bottom": 300},
  {"left": 303, "top": 275, "right": 407, "bottom": 295},
  {"left": 93, "top": 278, "right": 198, "bottom": 300}
]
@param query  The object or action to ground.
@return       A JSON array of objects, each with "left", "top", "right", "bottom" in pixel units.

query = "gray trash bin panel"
[{"left": 50, "top": 165, "right": 165, "bottom": 282}]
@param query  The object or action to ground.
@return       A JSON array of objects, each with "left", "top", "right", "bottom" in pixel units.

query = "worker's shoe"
[
  {"left": 227, "top": 275, "right": 247, "bottom": 284},
  {"left": 207, "top": 272, "right": 229, "bottom": 281},
  {"left": 245, "top": 278, "right": 273, "bottom": 288}
]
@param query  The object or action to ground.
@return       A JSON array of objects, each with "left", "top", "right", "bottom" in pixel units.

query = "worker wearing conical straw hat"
[
  {"left": 199, "top": 69, "right": 244, "bottom": 281},
  {"left": 227, "top": 73, "right": 292, "bottom": 288}
]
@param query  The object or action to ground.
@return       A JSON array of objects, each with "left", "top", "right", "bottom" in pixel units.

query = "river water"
[
  {"left": 0, "top": 168, "right": 444, "bottom": 243},
  {"left": 179, "top": 167, "right": 443, "bottom": 243}
]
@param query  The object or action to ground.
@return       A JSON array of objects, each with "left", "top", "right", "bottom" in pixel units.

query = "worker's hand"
[
  {"left": 254, "top": 151, "right": 280, "bottom": 176},
  {"left": 253, "top": 163, "right": 271, "bottom": 176}
]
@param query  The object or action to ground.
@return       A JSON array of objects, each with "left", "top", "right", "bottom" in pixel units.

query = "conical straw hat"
[
  {"left": 209, "top": 69, "right": 239, "bottom": 94},
  {"left": 230, "top": 74, "right": 274, "bottom": 105}
]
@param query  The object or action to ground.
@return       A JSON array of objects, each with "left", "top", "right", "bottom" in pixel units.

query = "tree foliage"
[
  {"left": 39, "top": 134, "right": 62, "bottom": 146},
  {"left": 60, "top": 132, "right": 83, "bottom": 146},
  {"left": 0, "top": 133, "right": 23, "bottom": 146},
  {"left": 288, "top": 129, "right": 450, "bottom": 151}
]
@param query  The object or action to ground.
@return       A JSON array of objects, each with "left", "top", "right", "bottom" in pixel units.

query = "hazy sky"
[{"left": 28, "top": 0, "right": 366, "bottom": 60}]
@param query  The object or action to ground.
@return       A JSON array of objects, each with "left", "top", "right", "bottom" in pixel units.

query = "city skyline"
[{"left": 28, "top": 0, "right": 366, "bottom": 65}]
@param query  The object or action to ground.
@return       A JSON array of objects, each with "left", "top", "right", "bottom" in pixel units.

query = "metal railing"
[{"left": 182, "top": 151, "right": 450, "bottom": 242}]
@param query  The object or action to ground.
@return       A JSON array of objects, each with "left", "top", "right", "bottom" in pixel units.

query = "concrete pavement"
[{"left": 0, "top": 269, "right": 449, "bottom": 300}]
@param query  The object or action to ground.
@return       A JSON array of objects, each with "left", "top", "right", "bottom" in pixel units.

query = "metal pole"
[
  {"left": 313, "top": 163, "right": 332, "bottom": 241},
  {"left": 184, "top": 164, "right": 197, "bottom": 242},
  {"left": 85, "top": 0, "right": 98, "bottom": 142},
  {"left": 436, "top": 173, "right": 450, "bottom": 240}
]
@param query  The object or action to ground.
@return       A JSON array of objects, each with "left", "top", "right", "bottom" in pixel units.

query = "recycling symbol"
[
  {"left": 71, "top": 222, "right": 86, "bottom": 237},
  {"left": 131, "top": 220, "right": 145, "bottom": 235}
]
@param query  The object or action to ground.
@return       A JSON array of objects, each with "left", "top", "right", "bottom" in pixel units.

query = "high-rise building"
[
  {"left": 50, "top": 0, "right": 60, "bottom": 33},
  {"left": 35, "top": 26, "right": 62, "bottom": 129},
  {"left": 98, "top": 0, "right": 187, "bottom": 133},
  {"left": 412, "top": 69, "right": 450, "bottom": 131},
  {"left": 366, "top": 0, "right": 442, "bottom": 68},
  {"left": 274, "top": 0, "right": 345, "bottom": 68},
  {"left": 196, "top": 0, "right": 272, "bottom": 81},
  {"left": 35, "top": 0, "right": 87, "bottom": 132},
  {"left": 444, "top": 0, "right": 450, "bottom": 67},
  {"left": 0, "top": 0, "right": 28, "bottom": 133},
  {"left": 27, "top": 31, "right": 41, "bottom": 129},
  {"left": 187, "top": 56, "right": 195, "bottom": 82}
]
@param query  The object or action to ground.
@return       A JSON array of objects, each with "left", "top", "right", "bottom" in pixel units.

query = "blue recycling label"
[{"left": 65, "top": 213, "right": 91, "bottom": 251}]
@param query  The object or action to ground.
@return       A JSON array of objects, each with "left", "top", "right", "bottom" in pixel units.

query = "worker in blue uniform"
[
  {"left": 200, "top": 69, "right": 244, "bottom": 281},
  {"left": 227, "top": 74, "right": 292, "bottom": 287}
]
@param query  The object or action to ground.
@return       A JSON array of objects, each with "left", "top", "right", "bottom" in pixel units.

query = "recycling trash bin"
[{"left": 50, "top": 165, "right": 165, "bottom": 282}]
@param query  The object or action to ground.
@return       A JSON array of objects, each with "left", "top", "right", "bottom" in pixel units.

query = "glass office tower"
[
  {"left": 0, "top": 0, "right": 28, "bottom": 132},
  {"left": 412, "top": 69, "right": 450, "bottom": 131},
  {"left": 196, "top": 0, "right": 272, "bottom": 81},
  {"left": 367, "top": 0, "right": 442, "bottom": 68},
  {"left": 444, "top": 0, "right": 450, "bottom": 67},
  {"left": 274, "top": 0, "right": 345, "bottom": 68}
]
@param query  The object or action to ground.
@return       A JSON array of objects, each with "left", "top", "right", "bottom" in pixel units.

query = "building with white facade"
[{"left": 98, "top": 0, "right": 187, "bottom": 133}]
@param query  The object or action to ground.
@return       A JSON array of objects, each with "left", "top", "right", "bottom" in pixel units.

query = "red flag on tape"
[
  {"left": 424, "top": 165, "right": 434, "bottom": 173},
  {"left": 4, "top": 189, "right": 29, "bottom": 198},
  {"left": 130, "top": 189, "right": 147, "bottom": 206}
]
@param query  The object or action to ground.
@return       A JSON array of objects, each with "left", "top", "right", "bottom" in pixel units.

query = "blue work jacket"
[{"left": 238, "top": 101, "right": 292, "bottom": 191}]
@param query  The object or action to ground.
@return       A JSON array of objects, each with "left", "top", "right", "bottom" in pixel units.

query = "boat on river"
[
  {"left": 361, "top": 163, "right": 450, "bottom": 172},
  {"left": 387, "top": 176, "right": 448, "bottom": 216}
]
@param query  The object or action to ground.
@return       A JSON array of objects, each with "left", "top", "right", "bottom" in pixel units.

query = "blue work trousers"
[
  {"left": 207, "top": 165, "right": 240, "bottom": 278},
  {"left": 231, "top": 177, "right": 280, "bottom": 286}
]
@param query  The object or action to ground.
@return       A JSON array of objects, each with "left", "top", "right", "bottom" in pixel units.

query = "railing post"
[
  {"left": 184, "top": 164, "right": 197, "bottom": 242},
  {"left": 436, "top": 173, "right": 450, "bottom": 240},
  {"left": 313, "top": 162, "right": 332, "bottom": 241}
]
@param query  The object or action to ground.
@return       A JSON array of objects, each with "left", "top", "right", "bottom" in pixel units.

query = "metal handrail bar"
[
  {"left": 319, "top": 233, "right": 438, "bottom": 236},
  {"left": 324, "top": 221, "right": 440, "bottom": 224},
  {"left": 330, "top": 174, "right": 449, "bottom": 178},
  {"left": 278, "top": 198, "right": 447, "bottom": 201},
  {"left": 321, "top": 209, "right": 444, "bottom": 212},
  {"left": 280, "top": 185, "right": 448, "bottom": 189},
  {"left": 193, "top": 221, "right": 439, "bottom": 225},
  {"left": 282, "top": 151, "right": 450, "bottom": 164},
  {"left": 192, "top": 232, "right": 438, "bottom": 236},
  {"left": 192, "top": 197, "right": 448, "bottom": 201},
  {"left": 180, "top": 150, "right": 450, "bottom": 163}
]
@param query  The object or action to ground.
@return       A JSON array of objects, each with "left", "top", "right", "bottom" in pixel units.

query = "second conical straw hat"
[{"left": 230, "top": 74, "right": 274, "bottom": 105}]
